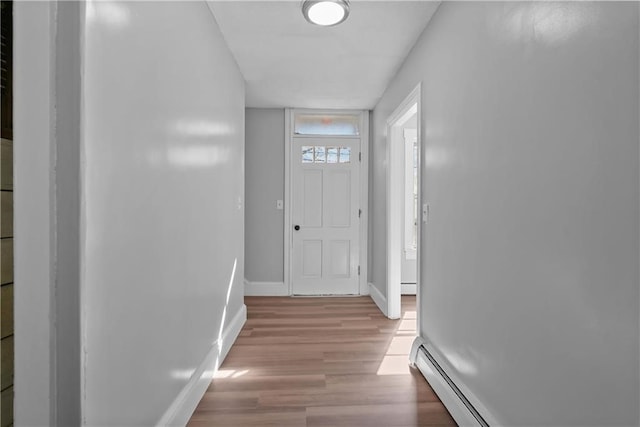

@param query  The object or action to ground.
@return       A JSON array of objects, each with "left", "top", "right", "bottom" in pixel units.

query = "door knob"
[{"left": 294, "top": 225, "right": 300, "bottom": 231}]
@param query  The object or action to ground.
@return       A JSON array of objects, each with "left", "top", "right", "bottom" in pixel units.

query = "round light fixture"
[{"left": 302, "top": 0, "right": 350, "bottom": 27}]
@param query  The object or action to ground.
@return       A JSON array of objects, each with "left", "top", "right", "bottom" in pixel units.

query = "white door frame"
[
  {"left": 386, "top": 84, "right": 421, "bottom": 320},
  {"left": 284, "top": 108, "right": 369, "bottom": 295}
]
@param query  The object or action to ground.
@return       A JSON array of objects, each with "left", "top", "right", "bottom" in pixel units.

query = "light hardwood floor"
[{"left": 188, "top": 296, "right": 456, "bottom": 427}]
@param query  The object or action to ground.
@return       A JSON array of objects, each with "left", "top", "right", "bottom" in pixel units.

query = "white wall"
[
  {"left": 15, "top": 4, "right": 84, "bottom": 424},
  {"left": 245, "top": 108, "right": 285, "bottom": 284},
  {"left": 373, "top": 2, "right": 639, "bottom": 425},
  {"left": 82, "top": 2, "right": 245, "bottom": 425}
]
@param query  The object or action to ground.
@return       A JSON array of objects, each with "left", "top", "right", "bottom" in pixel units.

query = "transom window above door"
[{"left": 294, "top": 114, "right": 360, "bottom": 136}]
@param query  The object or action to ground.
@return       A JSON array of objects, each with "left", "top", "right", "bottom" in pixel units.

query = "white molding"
[
  {"left": 157, "top": 304, "right": 247, "bottom": 427},
  {"left": 414, "top": 83, "right": 423, "bottom": 338},
  {"left": 217, "top": 304, "right": 246, "bottom": 375},
  {"left": 368, "top": 282, "right": 388, "bottom": 317},
  {"left": 359, "top": 283, "right": 370, "bottom": 296},
  {"left": 284, "top": 108, "right": 292, "bottom": 295},
  {"left": 386, "top": 83, "right": 421, "bottom": 322},
  {"left": 401, "top": 283, "right": 417, "bottom": 295},
  {"left": 359, "top": 111, "right": 370, "bottom": 295},
  {"left": 244, "top": 279, "right": 289, "bottom": 296}
]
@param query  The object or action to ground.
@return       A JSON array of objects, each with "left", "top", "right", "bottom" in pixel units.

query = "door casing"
[{"left": 386, "top": 84, "right": 422, "bottom": 320}]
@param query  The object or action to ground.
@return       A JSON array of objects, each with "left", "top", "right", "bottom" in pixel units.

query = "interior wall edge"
[{"left": 13, "top": 2, "right": 56, "bottom": 425}]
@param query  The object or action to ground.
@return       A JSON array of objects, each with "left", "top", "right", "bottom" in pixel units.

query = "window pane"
[
  {"left": 327, "top": 147, "right": 338, "bottom": 163},
  {"left": 315, "top": 146, "right": 326, "bottom": 163},
  {"left": 302, "top": 146, "right": 313, "bottom": 163},
  {"left": 294, "top": 114, "right": 360, "bottom": 136},
  {"left": 339, "top": 147, "right": 351, "bottom": 163}
]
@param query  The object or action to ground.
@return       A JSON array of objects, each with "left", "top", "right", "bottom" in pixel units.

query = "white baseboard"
[
  {"left": 368, "top": 282, "right": 388, "bottom": 317},
  {"left": 244, "top": 279, "right": 289, "bottom": 296},
  {"left": 245, "top": 279, "right": 372, "bottom": 297},
  {"left": 401, "top": 283, "right": 417, "bottom": 295},
  {"left": 157, "top": 304, "right": 247, "bottom": 427},
  {"left": 218, "top": 305, "right": 247, "bottom": 364}
]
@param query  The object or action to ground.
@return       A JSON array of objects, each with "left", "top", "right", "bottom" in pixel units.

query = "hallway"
[
  {"left": 188, "top": 296, "right": 455, "bottom": 426},
  {"left": 9, "top": 1, "right": 639, "bottom": 425}
]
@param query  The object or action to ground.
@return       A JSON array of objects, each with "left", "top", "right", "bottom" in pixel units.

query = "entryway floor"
[{"left": 188, "top": 295, "right": 456, "bottom": 426}]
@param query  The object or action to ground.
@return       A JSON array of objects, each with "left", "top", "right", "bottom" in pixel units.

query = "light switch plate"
[{"left": 422, "top": 203, "right": 429, "bottom": 224}]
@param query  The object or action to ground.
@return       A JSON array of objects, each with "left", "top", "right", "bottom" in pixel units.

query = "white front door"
[{"left": 291, "top": 137, "right": 360, "bottom": 295}]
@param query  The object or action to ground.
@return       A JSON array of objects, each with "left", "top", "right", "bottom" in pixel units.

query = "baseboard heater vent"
[{"left": 410, "top": 338, "right": 490, "bottom": 427}]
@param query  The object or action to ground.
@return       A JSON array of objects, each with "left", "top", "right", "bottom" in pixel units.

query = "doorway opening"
[
  {"left": 284, "top": 109, "right": 369, "bottom": 296},
  {"left": 386, "top": 84, "right": 421, "bottom": 320}
]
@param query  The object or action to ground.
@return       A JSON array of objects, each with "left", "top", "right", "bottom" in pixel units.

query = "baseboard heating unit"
[{"left": 409, "top": 337, "right": 490, "bottom": 427}]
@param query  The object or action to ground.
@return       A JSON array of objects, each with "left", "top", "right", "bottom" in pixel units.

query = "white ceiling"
[{"left": 207, "top": 1, "right": 440, "bottom": 109}]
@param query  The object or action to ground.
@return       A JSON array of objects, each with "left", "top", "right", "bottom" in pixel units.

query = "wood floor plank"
[
  {"left": 188, "top": 296, "right": 456, "bottom": 427},
  {"left": 306, "top": 402, "right": 455, "bottom": 427},
  {"left": 189, "top": 407, "right": 307, "bottom": 427}
]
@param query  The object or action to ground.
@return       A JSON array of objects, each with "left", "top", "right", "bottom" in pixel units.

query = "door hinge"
[
  {"left": 359, "top": 152, "right": 362, "bottom": 162},
  {"left": 358, "top": 265, "right": 361, "bottom": 276}
]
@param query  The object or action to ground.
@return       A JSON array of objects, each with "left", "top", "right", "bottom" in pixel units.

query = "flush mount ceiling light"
[{"left": 301, "top": 0, "right": 350, "bottom": 27}]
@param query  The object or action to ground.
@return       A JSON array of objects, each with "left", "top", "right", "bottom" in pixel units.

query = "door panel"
[
  {"left": 329, "top": 240, "right": 350, "bottom": 278},
  {"left": 292, "top": 137, "right": 360, "bottom": 295},
  {"left": 303, "top": 170, "right": 323, "bottom": 227},
  {"left": 302, "top": 240, "right": 322, "bottom": 277},
  {"left": 325, "top": 170, "right": 351, "bottom": 227}
]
